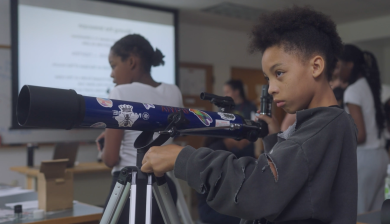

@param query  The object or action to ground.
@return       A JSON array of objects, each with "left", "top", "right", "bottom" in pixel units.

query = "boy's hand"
[
  {"left": 223, "top": 138, "right": 250, "bottom": 150},
  {"left": 256, "top": 112, "right": 281, "bottom": 135},
  {"left": 141, "top": 144, "right": 184, "bottom": 177}
]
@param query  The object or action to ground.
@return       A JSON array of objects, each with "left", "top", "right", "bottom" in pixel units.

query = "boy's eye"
[
  {"left": 276, "top": 71, "right": 284, "bottom": 77},
  {"left": 264, "top": 76, "right": 269, "bottom": 82}
]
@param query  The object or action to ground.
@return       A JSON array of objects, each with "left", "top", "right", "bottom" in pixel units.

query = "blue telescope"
[{"left": 17, "top": 85, "right": 270, "bottom": 143}]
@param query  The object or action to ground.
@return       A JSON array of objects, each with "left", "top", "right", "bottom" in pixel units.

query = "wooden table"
[
  {"left": 10, "top": 162, "right": 112, "bottom": 206},
  {"left": 0, "top": 191, "right": 102, "bottom": 224}
]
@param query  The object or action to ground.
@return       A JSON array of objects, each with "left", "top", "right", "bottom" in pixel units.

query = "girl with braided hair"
[
  {"left": 96, "top": 34, "right": 183, "bottom": 224},
  {"left": 337, "top": 44, "right": 388, "bottom": 214}
]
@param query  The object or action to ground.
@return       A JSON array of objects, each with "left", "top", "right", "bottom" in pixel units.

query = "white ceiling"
[{"left": 125, "top": 0, "right": 390, "bottom": 32}]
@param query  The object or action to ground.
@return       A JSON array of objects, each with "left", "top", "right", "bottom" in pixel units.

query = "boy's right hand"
[{"left": 256, "top": 112, "right": 281, "bottom": 135}]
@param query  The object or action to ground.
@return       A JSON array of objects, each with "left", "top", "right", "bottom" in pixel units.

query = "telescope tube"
[{"left": 17, "top": 85, "right": 253, "bottom": 140}]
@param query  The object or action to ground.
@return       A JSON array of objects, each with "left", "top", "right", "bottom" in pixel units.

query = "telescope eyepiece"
[
  {"left": 200, "top": 92, "right": 214, "bottom": 101},
  {"left": 200, "top": 92, "right": 235, "bottom": 112}
]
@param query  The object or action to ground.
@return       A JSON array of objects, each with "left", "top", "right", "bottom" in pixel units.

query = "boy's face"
[{"left": 262, "top": 45, "right": 317, "bottom": 114}]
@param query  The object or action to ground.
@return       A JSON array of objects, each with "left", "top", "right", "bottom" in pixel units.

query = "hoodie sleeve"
[{"left": 174, "top": 134, "right": 309, "bottom": 221}]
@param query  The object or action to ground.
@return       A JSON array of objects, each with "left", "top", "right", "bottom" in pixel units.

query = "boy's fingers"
[
  {"left": 256, "top": 114, "right": 273, "bottom": 124},
  {"left": 141, "top": 157, "right": 165, "bottom": 177},
  {"left": 154, "top": 171, "right": 164, "bottom": 177},
  {"left": 141, "top": 161, "right": 152, "bottom": 173},
  {"left": 142, "top": 150, "right": 152, "bottom": 165}
]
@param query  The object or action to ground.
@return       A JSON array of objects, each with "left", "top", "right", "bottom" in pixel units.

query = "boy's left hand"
[
  {"left": 256, "top": 111, "right": 281, "bottom": 135},
  {"left": 141, "top": 144, "right": 184, "bottom": 177}
]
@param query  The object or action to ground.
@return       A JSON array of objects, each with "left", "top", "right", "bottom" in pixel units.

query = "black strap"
[{"left": 134, "top": 131, "right": 171, "bottom": 152}]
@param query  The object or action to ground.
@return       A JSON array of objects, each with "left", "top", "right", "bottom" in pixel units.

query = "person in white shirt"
[
  {"left": 96, "top": 34, "right": 183, "bottom": 224},
  {"left": 337, "top": 44, "right": 388, "bottom": 214}
]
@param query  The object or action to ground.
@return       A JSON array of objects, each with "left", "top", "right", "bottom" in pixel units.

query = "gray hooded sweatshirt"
[{"left": 174, "top": 106, "right": 357, "bottom": 224}]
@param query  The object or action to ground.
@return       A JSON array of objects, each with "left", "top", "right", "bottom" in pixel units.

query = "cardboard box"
[{"left": 38, "top": 159, "right": 73, "bottom": 211}]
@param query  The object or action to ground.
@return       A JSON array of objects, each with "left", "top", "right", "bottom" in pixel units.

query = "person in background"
[
  {"left": 96, "top": 34, "right": 183, "bottom": 224},
  {"left": 330, "top": 60, "right": 349, "bottom": 89},
  {"left": 333, "top": 87, "right": 345, "bottom": 108},
  {"left": 336, "top": 45, "right": 388, "bottom": 214},
  {"left": 384, "top": 98, "right": 390, "bottom": 152},
  {"left": 223, "top": 80, "right": 258, "bottom": 120},
  {"left": 222, "top": 79, "right": 258, "bottom": 157}
]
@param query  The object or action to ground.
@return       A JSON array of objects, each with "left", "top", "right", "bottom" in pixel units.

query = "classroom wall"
[
  {"left": 178, "top": 20, "right": 390, "bottom": 91},
  {"left": 337, "top": 14, "right": 390, "bottom": 44},
  {"left": 179, "top": 23, "right": 263, "bottom": 96},
  {"left": 0, "top": 0, "right": 10, "bottom": 46}
]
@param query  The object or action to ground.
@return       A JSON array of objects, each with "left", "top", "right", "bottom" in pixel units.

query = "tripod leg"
[
  {"left": 166, "top": 171, "right": 193, "bottom": 224},
  {"left": 153, "top": 175, "right": 181, "bottom": 224},
  {"left": 100, "top": 168, "right": 131, "bottom": 224},
  {"left": 129, "top": 170, "right": 137, "bottom": 224},
  {"left": 145, "top": 174, "right": 153, "bottom": 224},
  {"left": 100, "top": 181, "right": 125, "bottom": 224},
  {"left": 110, "top": 182, "right": 130, "bottom": 224}
]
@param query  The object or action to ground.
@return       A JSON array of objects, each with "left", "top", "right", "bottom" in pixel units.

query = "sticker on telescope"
[
  {"left": 115, "top": 104, "right": 139, "bottom": 127},
  {"left": 143, "top": 103, "right": 155, "bottom": 110},
  {"left": 189, "top": 109, "right": 213, "bottom": 126},
  {"left": 96, "top": 98, "right": 113, "bottom": 108},
  {"left": 217, "top": 112, "right": 236, "bottom": 121},
  {"left": 215, "top": 119, "right": 230, "bottom": 128},
  {"left": 142, "top": 112, "right": 150, "bottom": 120},
  {"left": 90, "top": 122, "right": 106, "bottom": 129}
]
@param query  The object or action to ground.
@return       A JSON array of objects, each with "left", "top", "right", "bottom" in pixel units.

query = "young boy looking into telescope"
[{"left": 141, "top": 6, "right": 358, "bottom": 224}]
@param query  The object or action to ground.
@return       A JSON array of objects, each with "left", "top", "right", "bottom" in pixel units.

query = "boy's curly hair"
[{"left": 250, "top": 6, "right": 343, "bottom": 80}]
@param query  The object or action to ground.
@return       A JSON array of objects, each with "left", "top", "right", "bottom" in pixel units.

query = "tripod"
[
  {"left": 100, "top": 167, "right": 186, "bottom": 224},
  {"left": 100, "top": 113, "right": 193, "bottom": 224}
]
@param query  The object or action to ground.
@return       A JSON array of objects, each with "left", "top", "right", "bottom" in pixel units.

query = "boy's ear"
[{"left": 310, "top": 55, "right": 325, "bottom": 79}]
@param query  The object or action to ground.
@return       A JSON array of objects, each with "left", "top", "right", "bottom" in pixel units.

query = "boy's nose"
[{"left": 268, "top": 83, "right": 278, "bottom": 96}]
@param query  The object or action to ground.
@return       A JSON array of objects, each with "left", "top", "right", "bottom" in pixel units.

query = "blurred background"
[{"left": 1, "top": 1, "right": 390, "bottom": 223}]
